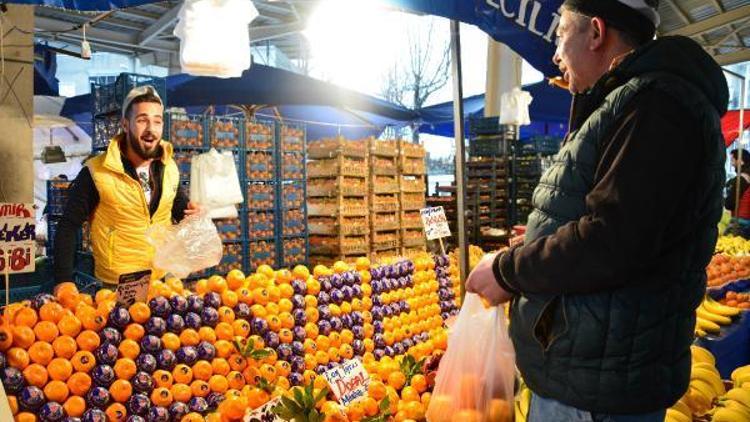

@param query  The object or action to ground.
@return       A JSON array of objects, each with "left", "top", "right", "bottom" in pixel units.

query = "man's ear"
[
  {"left": 121, "top": 116, "right": 129, "bottom": 133},
  {"left": 590, "top": 16, "right": 607, "bottom": 50}
]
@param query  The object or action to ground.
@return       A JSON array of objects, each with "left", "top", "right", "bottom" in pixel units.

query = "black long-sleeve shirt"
[
  {"left": 495, "top": 89, "right": 705, "bottom": 296},
  {"left": 54, "top": 156, "right": 189, "bottom": 282}
]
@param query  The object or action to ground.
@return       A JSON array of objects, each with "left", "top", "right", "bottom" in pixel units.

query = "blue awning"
[
  {"left": 34, "top": 44, "right": 59, "bottom": 96},
  {"left": 380, "top": 0, "right": 563, "bottom": 76},
  {"left": 9, "top": 0, "right": 157, "bottom": 11},
  {"left": 418, "top": 80, "right": 571, "bottom": 138}
]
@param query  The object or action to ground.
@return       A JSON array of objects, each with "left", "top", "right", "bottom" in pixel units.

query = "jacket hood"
[{"left": 616, "top": 36, "right": 729, "bottom": 115}]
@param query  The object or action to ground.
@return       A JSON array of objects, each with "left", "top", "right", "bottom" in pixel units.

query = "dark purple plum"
[
  {"left": 31, "top": 293, "right": 55, "bottom": 311},
  {"left": 317, "top": 291, "right": 330, "bottom": 305},
  {"left": 291, "top": 295, "right": 305, "bottom": 309},
  {"left": 184, "top": 312, "right": 202, "bottom": 330},
  {"left": 200, "top": 307, "right": 219, "bottom": 327},
  {"left": 169, "top": 296, "right": 188, "bottom": 315},
  {"left": 148, "top": 297, "right": 171, "bottom": 319},
  {"left": 136, "top": 354, "right": 157, "bottom": 373},
  {"left": 352, "top": 326, "right": 364, "bottom": 340},
  {"left": 168, "top": 402, "right": 189, "bottom": 421},
  {"left": 292, "top": 309, "right": 306, "bottom": 325},
  {"left": 264, "top": 332, "right": 280, "bottom": 349},
  {"left": 234, "top": 303, "right": 251, "bottom": 319},
  {"left": 321, "top": 278, "right": 333, "bottom": 293},
  {"left": 206, "top": 392, "right": 225, "bottom": 409},
  {"left": 317, "top": 320, "right": 331, "bottom": 336},
  {"left": 393, "top": 343, "right": 405, "bottom": 355},
  {"left": 39, "top": 401, "right": 66, "bottom": 422},
  {"left": 203, "top": 292, "right": 221, "bottom": 309},
  {"left": 20, "top": 385, "right": 45, "bottom": 411},
  {"left": 330, "top": 317, "right": 343, "bottom": 332},
  {"left": 196, "top": 341, "right": 216, "bottom": 361},
  {"left": 92, "top": 365, "right": 115, "bottom": 387},
  {"left": 187, "top": 397, "right": 208, "bottom": 413},
  {"left": 85, "top": 386, "right": 111, "bottom": 409},
  {"left": 186, "top": 295, "right": 204, "bottom": 314},
  {"left": 292, "top": 326, "right": 306, "bottom": 342},
  {"left": 290, "top": 356, "right": 305, "bottom": 373},
  {"left": 351, "top": 285, "right": 362, "bottom": 298},
  {"left": 342, "top": 272, "right": 355, "bottom": 286},
  {"left": 81, "top": 409, "right": 107, "bottom": 422},
  {"left": 288, "top": 372, "right": 303, "bottom": 386},
  {"left": 99, "top": 327, "right": 122, "bottom": 345},
  {"left": 145, "top": 317, "right": 167, "bottom": 337},
  {"left": 108, "top": 307, "right": 131, "bottom": 329},
  {"left": 126, "top": 417, "right": 146, "bottom": 422},
  {"left": 276, "top": 344, "right": 293, "bottom": 360},
  {"left": 157, "top": 349, "right": 177, "bottom": 371},
  {"left": 315, "top": 365, "right": 327, "bottom": 375},
  {"left": 291, "top": 341, "right": 304, "bottom": 356},
  {"left": 251, "top": 319, "right": 268, "bottom": 336},
  {"left": 0, "top": 352, "right": 7, "bottom": 370},
  {"left": 352, "top": 340, "right": 364, "bottom": 356},
  {"left": 128, "top": 393, "right": 151, "bottom": 416},
  {"left": 165, "top": 314, "right": 185, "bottom": 333},
  {"left": 330, "top": 274, "right": 343, "bottom": 289},
  {"left": 291, "top": 280, "right": 307, "bottom": 295},
  {"left": 373, "top": 348, "right": 385, "bottom": 360},
  {"left": 94, "top": 343, "right": 118, "bottom": 366},
  {"left": 147, "top": 406, "right": 169, "bottom": 422},
  {"left": 373, "top": 320, "right": 384, "bottom": 333},
  {"left": 318, "top": 306, "right": 331, "bottom": 320},
  {"left": 384, "top": 346, "right": 395, "bottom": 357},
  {"left": 330, "top": 289, "right": 343, "bottom": 304},
  {"left": 140, "top": 335, "right": 162, "bottom": 355},
  {"left": 340, "top": 314, "right": 352, "bottom": 329},
  {"left": 374, "top": 334, "right": 385, "bottom": 348},
  {"left": 176, "top": 346, "right": 199, "bottom": 366},
  {"left": 1, "top": 367, "right": 25, "bottom": 394}
]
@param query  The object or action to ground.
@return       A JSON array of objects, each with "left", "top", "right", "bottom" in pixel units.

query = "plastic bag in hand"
[
  {"left": 426, "top": 293, "right": 516, "bottom": 422},
  {"left": 147, "top": 213, "right": 222, "bottom": 279}
]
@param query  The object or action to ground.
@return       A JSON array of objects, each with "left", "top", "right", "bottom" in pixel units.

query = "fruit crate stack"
[
  {"left": 277, "top": 122, "right": 309, "bottom": 269},
  {"left": 398, "top": 141, "right": 427, "bottom": 255},
  {"left": 91, "top": 73, "right": 167, "bottom": 152},
  {"left": 307, "top": 137, "right": 370, "bottom": 265},
  {"left": 244, "top": 119, "right": 278, "bottom": 271},
  {"left": 368, "top": 138, "right": 401, "bottom": 261},
  {"left": 510, "top": 136, "right": 560, "bottom": 225}
]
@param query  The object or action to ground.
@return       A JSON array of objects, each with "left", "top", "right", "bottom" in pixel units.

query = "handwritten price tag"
[
  {"left": 323, "top": 359, "right": 370, "bottom": 407},
  {"left": 0, "top": 203, "right": 35, "bottom": 274},
  {"left": 420, "top": 206, "right": 451, "bottom": 241},
  {"left": 116, "top": 270, "right": 152, "bottom": 307},
  {"left": 244, "top": 397, "right": 283, "bottom": 422}
]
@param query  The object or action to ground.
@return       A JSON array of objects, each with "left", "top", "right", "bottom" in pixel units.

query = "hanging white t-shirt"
[{"left": 136, "top": 164, "right": 153, "bottom": 205}]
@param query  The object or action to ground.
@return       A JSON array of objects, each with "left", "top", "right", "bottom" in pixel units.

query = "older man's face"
[{"left": 553, "top": 10, "right": 600, "bottom": 94}]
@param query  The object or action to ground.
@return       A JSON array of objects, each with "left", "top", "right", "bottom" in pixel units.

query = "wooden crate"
[
  {"left": 308, "top": 155, "right": 368, "bottom": 178},
  {"left": 308, "top": 137, "right": 368, "bottom": 159},
  {"left": 368, "top": 138, "right": 399, "bottom": 157}
]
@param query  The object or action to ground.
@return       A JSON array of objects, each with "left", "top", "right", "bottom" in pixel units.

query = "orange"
[
  {"left": 28, "top": 341, "right": 54, "bottom": 366},
  {"left": 57, "top": 315, "right": 82, "bottom": 337},
  {"left": 304, "top": 323, "right": 319, "bottom": 339},
  {"left": 226, "top": 270, "right": 246, "bottom": 290},
  {"left": 14, "top": 307, "right": 38, "bottom": 328},
  {"left": 242, "top": 366, "right": 261, "bottom": 386},
  {"left": 179, "top": 329, "right": 200, "bottom": 347},
  {"left": 252, "top": 288, "right": 270, "bottom": 306},
  {"left": 278, "top": 299, "right": 293, "bottom": 314},
  {"left": 421, "top": 392, "right": 431, "bottom": 407},
  {"left": 401, "top": 386, "right": 420, "bottom": 403},
  {"left": 15, "top": 412, "right": 37, "bottom": 422},
  {"left": 274, "top": 360, "right": 291, "bottom": 378},
  {"left": 340, "top": 330, "right": 354, "bottom": 345},
  {"left": 75, "top": 330, "right": 100, "bottom": 352},
  {"left": 237, "top": 288, "right": 254, "bottom": 305},
  {"left": 7, "top": 394, "right": 17, "bottom": 415},
  {"left": 153, "top": 369, "right": 174, "bottom": 389},
  {"left": 278, "top": 329, "right": 293, "bottom": 344},
  {"left": 327, "top": 347, "right": 340, "bottom": 363},
  {"left": 198, "top": 327, "right": 216, "bottom": 343},
  {"left": 218, "top": 307, "right": 236, "bottom": 324},
  {"left": 105, "top": 403, "right": 128, "bottom": 422},
  {"left": 0, "top": 326, "right": 14, "bottom": 351},
  {"left": 67, "top": 372, "right": 92, "bottom": 396},
  {"left": 96, "top": 301, "right": 116, "bottom": 319},
  {"left": 404, "top": 401, "right": 425, "bottom": 420},
  {"left": 246, "top": 387, "right": 270, "bottom": 409},
  {"left": 219, "top": 395, "right": 248, "bottom": 420},
  {"left": 304, "top": 355, "right": 317, "bottom": 371},
  {"left": 307, "top": 279, "right": 321, "bottom": 296},
  {"left": 181, "top": 413, "right": 204, "bottom": 422},
  {"left": 316, "top": 335, "right": 330, "bottom": 351},
  {"left": 228, "top": 354, "right": 247, "bottom": 372},
  {"left": 259, "top": 364, "right": 277, "bottom": 383},
  {"left": 208, "top": 374, "right": 229, "bottom": 393},
  {"left": 208, "top": 276, "right": 228, "bottom": 293},
  {"left": 410, "top": 374, "right": 427, "bottom": 393},
  {"left": 329, "top": 333, "right": 341, "bottom": 348},
  {"left": 171, "top": 383, "right": 192, "bottom": 403},
  {"left": 43, "top": 379, "right": 69, "bottom": 403},
  {"left": 250, "top": 305, "right": 267, "bottom": 319},
  {"left": 128, "top": 302, "right": 150, "bottom": 324},
  {"left": 79, "top": 308, "right": 106, "bottom": 331},
  {"left": 63, "top": 396, "right": 86, "bottom": 417},
  {"left": 305, "top": 308, "right": 319, "bottom": 324},
  {"left": 22, "top": 363, "right": 48, "bottom": 388},
  {"left": 39, "top": 302, "right": 64, "bottom": 324},
  {"left": 192, "top": 360, "right": 213, "bottom": 381},
  {"left": 123, "top": 323, "right": 145, "bottom": 341},
  {"left": 114, "top": 358, "right": 137, "bottom": 380},
  {"left": 109, "top": 379, "right": 133, "bottom": 402},
  {"left": 47, "top": 357, "right": 73, "bottom": 381},
  {"left": 190, "top": 380, "right": 210, "bottom": 398},
  {"left": 232, "top": 320, "right": 251, "bottom": 338},
  {"left": 340, "top": 344, "right": 354, "bottom": 360},
  {"left": 315, "top": 351, "right": 329, "bottom": 366},
  {"left": 227, "top": 371, "right": 245, "bottom": 390},
  {"left": 267, "top": 316, "right": 281, "bottom": 332},
  {"left": 7, "top": 348, "right": 30, "bottom": 370},
  {"left": 221, "top": 291, "right": 239, "bottom": 308},
  {"left": 151, "top": 387, "right": 174, "bottom": 407},
  {"left": 173, "top": 364, "right": 194, "bottom": 384},
  {"left": 52, "top": 335, "right": 77, "bottom": 359},
  {"left": 194, "top": 279, "right": 209, "bottom": 295},
  {"left": 12, "top": 326, "right": 35, "bottom": 349},
  {"left": 368, "top": 381, "right": 387, "bottom": 401},
  {"left": 304, "top": 295, "right": 318, "bottom": 309},
  {"left": 278, "top": 284, "right": 294, "bottom": 300},
  {"left": 118, "top": 339, "right": 140, "bottom": 360},
  {"left": 362, "top": 397, "right": 379, "bottom": 417},
  {"left": 71, "top": 351, "right": 96, "bottom": 372},
  {"left": 214, "top": 340, "right": 234, "bottom": 359},
  {"left": 346, "top": 401, "right": 365, "bottom": 422},
  {"left": 211, "top": 358, "right": 230, "bottom": 377}
]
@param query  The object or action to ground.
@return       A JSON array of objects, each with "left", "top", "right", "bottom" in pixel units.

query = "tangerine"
[
  {"left": 227, "top": 371, "right": 245, "bottom": 390},
  {"left": 29, "top": 341, "right": 54, "bottom": 366},
  {"left": 208, "top": 276, "right": 228, "bottom": 293},
  {"left": 57, "top": 315, "right": 82, "bottom": 337},
  {"left": 246, "top": 387, "right": 270, "bottom": 409},
  {"left": 67, "top": 371, "right": 92, "bottom": 395},
  {"left": 43, "top": 379, "right": 69, "bottom": 403},
  {"left": 39, "top": 302, "right": 64, "bottom": 324},
  {"left": 153, "top": 369, "right": 174, "bottom": 389},
  {"left": 71, "top": 350, "right": 96, "bottom": 372},
  {"left": 179, "top": 329, "right": 200, "bottom": 347},
  {"left": 52, "top": 335, "right": 77, "bottom": 359},
  {"left": 0, "top": 326, "right": 14, "bottom": 351},
  {"left": 113, "top": 358, "right": 137, "bottom": 380},
  {"left": 109, "top": 379, "right": 133, "bottom": 402},
  {"left": 211, "top": 358, "right": 230, "bottom": 377},
  {"left": 151, "top": 387, "right": 174, "bottom": 407},
  {"left": 214, "top": 340, "right": 234, "bottom": 359},
  {"left": 218, "top": 307, "right": 236, "bottom": 324},
  {"left": 226, "top": 270, "right": 246, "bottom": 291},
  {"left": 192, "top": 360, "right": 213, "bottom": 381},
  {"left": 12, "top": 326, "right": 35, "bottom": 349},
  {"left": 118, "top": 339, "right": 140, "bottom": 360},
  {"left": 173, "top": 364, "right": 193, "bottom": 384},
  {"left": 190, "top": 380, "right": 210, "bottom": 398},
  {"left": 14, "top": 307, "right": 38, "bottom": 328},
  {"left": 7, "top": 347, "right": 30, "bottom": 369},
  {"left": 15, "top": 412, "right": 38, "bottom": 422},
  {"left": 208, "top": 375, "right": 229, "bottom": 393},
  {"left": 47, "top": 357, "right": 73, "bottom": 381},
  {"left": 75, "top": 329, "right": 100, "bottom": 352},
  {"left": 123, "top": 323, "right": 145, "bottom": 341},
  {"left": 171, "top": 383, "right": 192, "bottom": 403},
  {"left": 63, "top": 396, "right": 86, "bottom": 417},
  {"left": 198, "top": 327, "right": 216, "bottom": 343},
  {"left": 79, "top": 308, "right": 106, "bottom": 331},
  {"left": 181, "top": 412, "right": 204, "bottom": 422},
  {"left": 221, "top": 291, "right": 238, "bottom": 308},
  {"left": 22, "top": 363, "right": 48, "bottom": 388},
  {"left": 105, "top": 403, "right": 128, "bottom": 422},
  {"left": 232, "top": 320, "right": 251, "bottom": 338}
]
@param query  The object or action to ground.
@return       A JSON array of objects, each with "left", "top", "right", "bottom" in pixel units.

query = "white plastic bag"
[
  {"left": 173, "top": 0, "right": 258, "bottom": 78},
  {"left": 190, "top": 149, "right": 243, "bottom": 213},
  {"left": 147, "top": 213, "right": 223, "bottom": 279},
  {"left": 426, "top": 293, "right": 516, "bottom": 422},
  {"left": 499, "top": 87, "right": 533, "bottom": 126}
]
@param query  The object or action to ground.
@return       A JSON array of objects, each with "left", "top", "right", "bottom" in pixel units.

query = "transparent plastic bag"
[
  {"left": 426, "top": 293, "right": 516, "bottom": 422},
  {"left": 499, "top": 87, "right": 532, "bottom": 126},
  {"left": 147, "top": 213, "right": 222, "bottom": 279}
]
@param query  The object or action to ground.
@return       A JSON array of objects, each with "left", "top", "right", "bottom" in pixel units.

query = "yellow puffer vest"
[{"left": 86, "top": 136, "right": 179, "bottom": 285}]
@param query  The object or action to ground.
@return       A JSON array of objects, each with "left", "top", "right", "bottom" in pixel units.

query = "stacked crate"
[
  {"left": 244, "top": 118, "right": 277, "bottom": 271},
  {"left": 511, "top": 136, "right": 560, "bottom": 225},
  {"left": 307, "top": 137, "right": 370, "bottom": 265},
  {"left": 277, "top": 123, "right": 308, "bottom": 268},
  {"left": 398, "top": 141, "right": 427, "bottom": 255},
  {"left": 368, "top": 138, "right": 401, "bottom": 262}
]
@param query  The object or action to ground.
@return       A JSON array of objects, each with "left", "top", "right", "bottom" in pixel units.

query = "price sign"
[
  {"left": 116, "top": 270, "right": 152, "bottom": 307},
  {"left": 420, "top": 206, "right": 451, "bottom": 241},
  {"left": 0, "top": 203, "right": 35, "bottom": 274},
  {"left": 244, "top": 397, "right": 283, "bottom": 422},
  {"left": 323, "top": 359, "right": 370, "bottom": 406}
]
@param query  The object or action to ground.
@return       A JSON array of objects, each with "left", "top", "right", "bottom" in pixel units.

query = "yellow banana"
[
  {"left": 731, "top": 365, "right": 750, "bottom": 385},
  {"left": 691, "top": 345, "right": 717, "bottom": 366},
  {"left": 695, "top": 328, "right": 707, "bottom": 338},
  {"left": 692, "top": 367, "right": 726, "bottom": 396},
  {"left": 726, "top": 388, "right": 750, "bottom": 408},
  {"left": 696, "top": 316, "right": 721, "bottom": 333},
  {"left": 741, "top": 382, "right": 750, "bottom": 390},
  {"left": 713, "top": 405, "right": 750, "bottom": 422},
  {"left": 692, "top": 378, "right": 720, "bottom": 400},
  {"left": 671, "top": 398, "right": 692, "bottom": 417},
  {"left": 687, "top": 385, "right": 713, "bottom": 413},
  {"left": 697, "top": 305, "right": 732, "bottom": 325},
  {"left": 665, "top": 408, "right": 690, "bottom": 422},
  {"left": 704, "top": 296, "right": 741, "bottom": 317}
]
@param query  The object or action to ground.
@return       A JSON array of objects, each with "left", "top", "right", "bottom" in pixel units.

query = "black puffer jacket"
[{"left": 494, "top": 36, "right": 728, "bottom": 413}]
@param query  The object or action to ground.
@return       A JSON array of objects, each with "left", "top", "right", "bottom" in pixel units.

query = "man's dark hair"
[
  {"left": 731, "top": 149, "right": 750, "bottom": 166},
  {"left": 124, "top": 93, "right": 162, "bottom": 119}
]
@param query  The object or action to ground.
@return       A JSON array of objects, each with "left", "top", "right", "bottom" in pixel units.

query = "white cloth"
[
  {"left": 499, "top": 88, "right": 533, "bottom": 126},
  {"left": 190, "top": 148, "right": 243, "bottom": 219}
]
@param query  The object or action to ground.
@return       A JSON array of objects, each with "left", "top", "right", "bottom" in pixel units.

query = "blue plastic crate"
[
  {"left": 281, "top": 236, "right": 307, "bottom": 267},
  {"left": 46, "top": 180, "right": 71, "bottom": 216},
  {"left": 73, "top": 271, "right": 102, "bottom": 295},
  {"left": 0, "top": 280, "right": 54, "bottom": 304},
  {"left": 93, "top": 114, "right": 121, "bottom": 151},
  {"left": 92, "top": 73, "right": 168, "bottom": 116},
  {"left": 246, "top": 119, "right": 275, "bottom": 151},
  {"left": 281, "top": 182, "right": 304, "bottom": 209},
  {"left": 246, "top": 182, "right": 276, "bottom": 210},
  {"left": 279, "top": 122, "right": 305, "bottom": 153},
  {"left": 210, "top": 116, "right": 244, "bottom": 149},
  {"left": 165, "top": 112, "right": 206, "bottom": 148}
]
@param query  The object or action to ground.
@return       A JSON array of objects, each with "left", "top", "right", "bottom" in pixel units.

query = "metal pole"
[
  {"left": 450, "top": 20, "right": 469, "bottom": 296},
  {"left": 737, "top": 78, "right": 746, "bottom": 217}
]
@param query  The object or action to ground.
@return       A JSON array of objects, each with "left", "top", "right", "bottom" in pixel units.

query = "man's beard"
[{"left": 126, "top": 130, "right": 161, "bottom": 160}]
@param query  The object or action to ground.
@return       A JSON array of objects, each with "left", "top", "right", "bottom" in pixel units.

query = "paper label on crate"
[
  {"left": 323, "top": 359, "right": 370, "bottom": 406},
  {"left": 116, "top": 270, "right": 152, "bottom": 307},
  {"left": 420, "top": 206, "right": 451, "bottom": 240},
  {"left": 0, "top": 203, "right": 35, "bottom": 274},
  {"left": 244, "top": 396, "right": 283, "bottom": 422}
]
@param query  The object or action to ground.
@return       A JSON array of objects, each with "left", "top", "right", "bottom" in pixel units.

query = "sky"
[{"left": 303, "top": 0, "right": 544, "bottom": 158}]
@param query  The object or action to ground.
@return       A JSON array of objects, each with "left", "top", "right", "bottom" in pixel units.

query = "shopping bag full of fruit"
[{"left": 426, "top": 293, "right": 515, "bottom": 422}]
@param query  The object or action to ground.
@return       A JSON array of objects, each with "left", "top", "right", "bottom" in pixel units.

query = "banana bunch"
[
  {"left": 666, "top": 346, "right": 722, "bottom": 420},
  {"left": 730, "top": 365, "right": 750, "bottom": 389},
  {"left": 514, "top": 382, "right": 531, "bottom": 422},
  {"left": 706, "top": 366, "right": 750, "bottom": 421},
  {"left": 695, "top": 296, "right": 741, "bottom": 337},
  {"left": 715, "top": 235, "right": 750, "bottom": 256}
]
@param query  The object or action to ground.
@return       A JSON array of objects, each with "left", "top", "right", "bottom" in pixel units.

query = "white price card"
[
  {"left": 420, "top": 206, "right": 451, "bottom": 240},
  {"left": 323, "top": 359, "right": 370, "bottom": 407},
  {"left": 244, "top": 396, "right": 283, "bottom": 422},
  {"left": 116, "top": 270, "right": 152, "bottom": 307},
  {"left": 0, "top": 203, "right": 35, "bottom": 274}
]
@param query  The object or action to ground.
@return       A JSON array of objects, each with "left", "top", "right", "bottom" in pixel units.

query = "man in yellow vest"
[{"left": 53, "top": 85, "right": 200, "bottom": 285}]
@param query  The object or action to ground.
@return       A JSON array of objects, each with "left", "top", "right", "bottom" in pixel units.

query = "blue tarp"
[
  {"left": 9, "top": 0, "right": 157, "bottom": 11},
  {"left": 418, "top": 80, "right": 571, "bottom": 138},
  {"left": 381, "top": 0, "right": 563, "bottom": 76},
  {"left": 34, "top": 44, "right": 59, "bottom": 96}
]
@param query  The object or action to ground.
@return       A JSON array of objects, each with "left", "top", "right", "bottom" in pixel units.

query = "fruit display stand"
[
  {"left": 369, "top": 139, "right": 401, "bottom": 258},
  {"left": 307, "top": 138, "right": 370, "bottom": 265},
  {"left": 398, "top": 142, "right": 427, "bottom": 255},
  {"left": 277, "top": 123, "right": 309, "bottom": 270}
]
